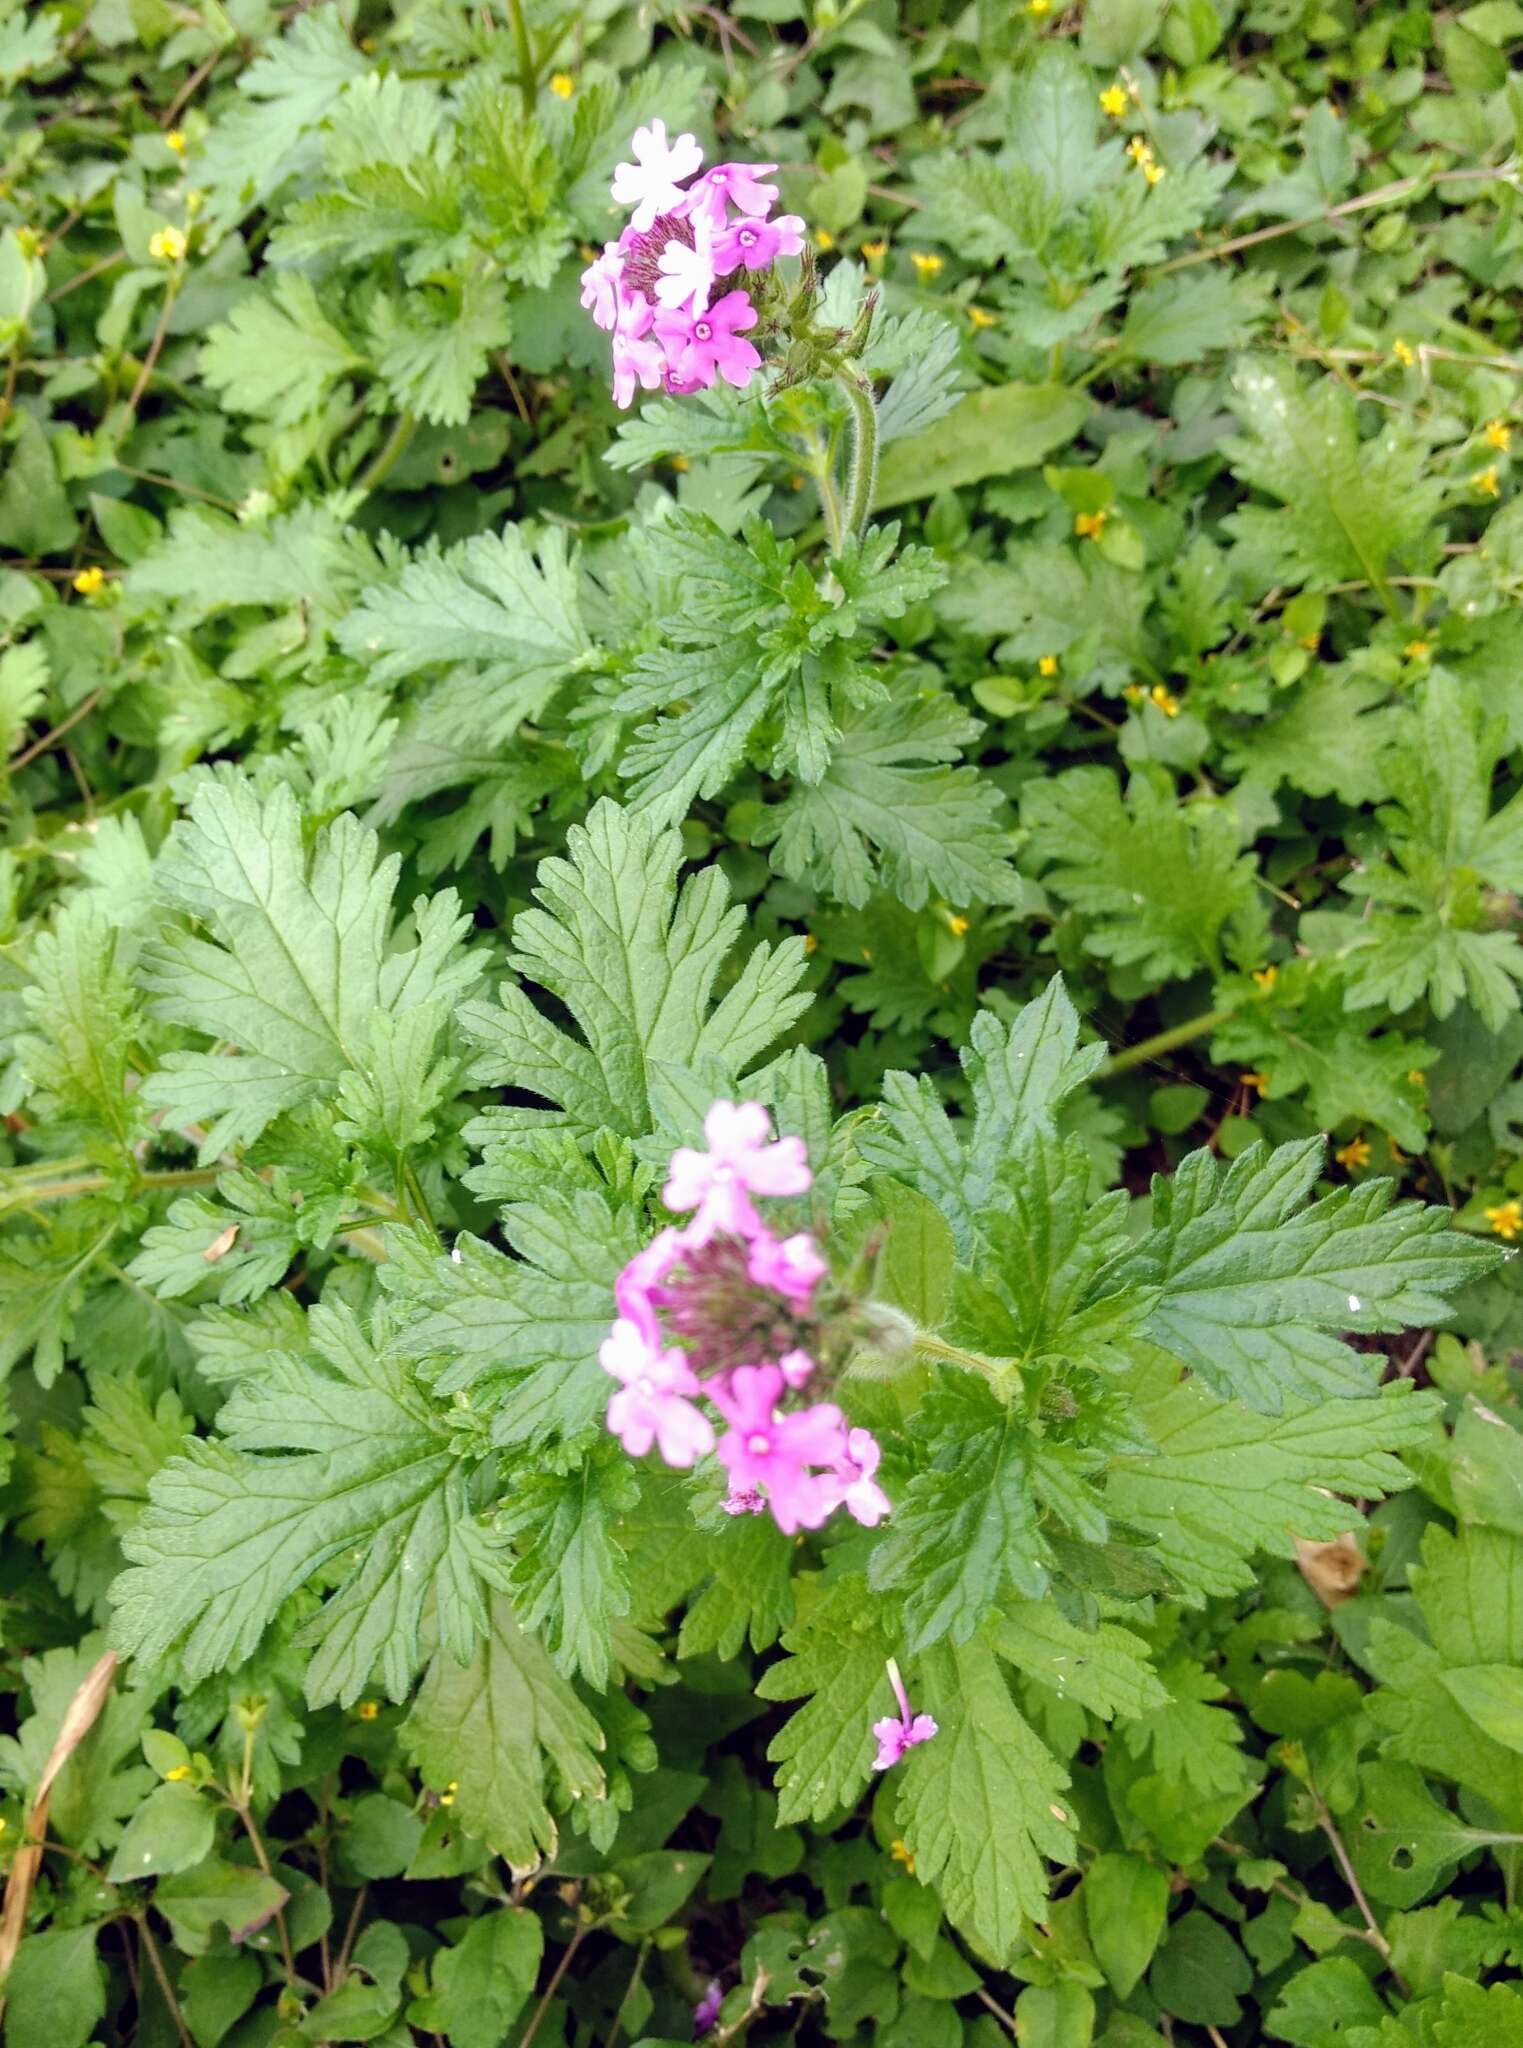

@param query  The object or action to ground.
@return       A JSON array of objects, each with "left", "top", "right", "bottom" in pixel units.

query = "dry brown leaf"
[{"left": 1294, "top": 1532, "right": 1366, "bottom": 1608}]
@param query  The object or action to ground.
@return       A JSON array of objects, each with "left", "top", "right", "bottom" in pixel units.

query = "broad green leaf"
[
  {"left": 3, "top": 1925, "right": 105, "bottom": 2048},
  {"left": 400, "top": 1591, "right": 605, "bottom": 1868},
  {"left": 496, "top": 1445, "right": 637, "bottom": 1688},
  {"left": 1347, "top": 1761, "right": 1522, "bottom": 1908},
  {"left": 17, "top": 896, "right": 144, "bottom": 1150},
  {"left": 424, "top": 1910, "right": 544, "bottom": 2048},
  {"left": 993, "top": 1603, "right": 1168, "bottom": 1721},
  {"left": 756, "top": 1574, "right": 897, "bottom": 1824},
  {"left": 875, "top": 383, "right": 1090, "bottom": 506},
  {"left": 1438, "top": 1664, "right": 1523, "bottom": 1754},
  {"left": 200, "top": 272, "right": 367, "bottom": 427},
  {"left": 106, "top": 1778, "right": 216, "bottom": 1880},
  {"left": 894, "top": 1632, "right": 1074, "bottom": 1962},
  {"left": 1150, "top": 1908, "right": 1252, "bottom": 2027},
  {"left": 1084, "top": 1853, "right": 1170, "bottom": 1997},
  {"left": 156, "top": 1854, "right": 290, "bottom": 1950},
  {"left": 677, "top": 1511, "right": 795, "bottom": 1662},
  {"left": 458, "top": 798, "right": 808, "bottom": 1146}
]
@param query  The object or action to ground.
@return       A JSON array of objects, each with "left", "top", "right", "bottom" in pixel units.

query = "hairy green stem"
[
  {"left": 834, "top": 365, "right": 879, "bottom": 543},
  {"left": 1099, "top": 1005, "right": 1234, "bottom": 1078},
  {"left": 357, "top": 410, "right": 417, "bottom": 494}
]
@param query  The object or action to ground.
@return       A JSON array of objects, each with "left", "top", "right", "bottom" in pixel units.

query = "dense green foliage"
[{"left": 2, "top": 0, "right": 1523, "bottom": 2043}]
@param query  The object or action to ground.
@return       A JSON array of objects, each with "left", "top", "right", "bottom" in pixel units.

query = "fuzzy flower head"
[
  {"left": 872, "top": 1658, "right": 938, "bottom": 1770},
  {"left": 710, "top": 1363, "right": 847, "bottom": 1534},
  {"left": 664, "top": 1099, "right": 811, "bottom": 1242},
  {"left": 600, "top": 1317, "right": 715, "bottom": 1467}
]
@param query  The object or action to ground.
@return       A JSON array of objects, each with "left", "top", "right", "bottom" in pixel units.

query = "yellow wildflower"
[
  {"left": 165, "top": 1764, "right": 192, "bottom": 1782},
  {"left": 1335, "top": 1135, "right": 1371, "bottom": 1171},
  {"left": 1475, "top": 466, "right": 1501, "bottom": 498},
  {"left": 357, "top": 1700, "right": 380, "bottom": 1721},
  {"left": 1485, "top": 1199, "right": 1523, "bottom": 1242},
  {"left": 1484, "top": 418, "right": 1512, "bottom": 452},
  {"left": 72, "top": 565, "right": 106, "bottom": 596},
  {"left": 15, "top": 227, "right": 43, "bottom": 260},
  {"left": 1391, "top": 338, "right": 1415, "bottom": 367},
  {"left": 948, "top": 914, "right": 970, "bottom": 937},
  {"left": 861, "top": 238, "right": 888, "bottom": 263},
  {"left": 1123, "top": 683, "right": 1145, "bottom": 703},
  {"left": 1100, "top": 84, "right": 1130, "bottom": 118},
  {"left": 890, "top": 1840, "right": 917, "bottom": 1874},
  {"left": 438, "top": 1781, "right": 459, "bottom": 1807},
  {"left": 1143, "top": 160, "right": 1166, "bottom": 186},
  {"left": 1126, "top": 137, "right": 1153, "bottom": 166},
  {"left": 1028, "top": 0, "right": 1051, "bottom": 14},
  {"left": 1074, "top": 508, "right": 1108, "bottom": 540},
  {"left": 967, "top": 304, "right": 997, "bottom": 329},
  {"left": 549, "top": 71, "right": 575, "bottom": 97},
  {"left": 1038, "top": 655, "right": 1059, "bottom": 677},
  {"left": 670, "top": 454, "right": 690, "bottom": 472},
  {"left": 149, "top": 225, "right": 187, "bottom": 263},
  {"left": 910, "top": 250, "right": 944, "bottom": 280},
  {"left": 1150, "top": 682, "right": 1180, "bottom": 716},
  {"left": 1242, "top": 1070, "right": 1269, "bottom": 1097},
  {"left": 1403, "top": 639, "right": 1431, "bottom": 661},
  {"left": 165, "top": 129, "right": 187, "bottom": 155},
  {"left": 803, "top": 932, "right": 818, "bottom": 954},
  {"left": 813, "top": 228, "right": 835, "bottom": 251},
  {"left": 1300, "top": 633, "right": 1320, "bottom": 650},
  {"left": 1406, "top": 1069, "right": 1426, "bottom": 1087},
  {"left": 1252, "top": 964, "right": 1278, "bottom": 991}
]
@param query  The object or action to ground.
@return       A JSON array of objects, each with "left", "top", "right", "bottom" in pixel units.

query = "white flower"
[
  {"left": 611, "top": 120, "right": 704, "bottom": 231},
  {"left": 654, "top": 216, "right": 718, "bottom": 312}
]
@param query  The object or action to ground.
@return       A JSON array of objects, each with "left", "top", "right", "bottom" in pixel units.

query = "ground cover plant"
[{"left": 2, "top": 0, "right": 1523, "bottom": 2042}]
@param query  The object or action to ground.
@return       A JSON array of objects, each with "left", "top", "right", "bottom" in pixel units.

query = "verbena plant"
[{"left": 2, "top": 0, "right": 1523, "bottom": 2044}]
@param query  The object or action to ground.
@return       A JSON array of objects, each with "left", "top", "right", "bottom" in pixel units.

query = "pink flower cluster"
[
  {"left": 872, "top": 1658, "right": 938, "bottom": 1771},
  {"left": 581, "top": 120, "right": 805, "bottom": 407},
  {"left": 600, "top": 1100, "right": 890, "bottom": 1535}
]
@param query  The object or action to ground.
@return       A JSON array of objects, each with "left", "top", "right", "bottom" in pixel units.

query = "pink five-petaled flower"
[
  {"left": 710, "top": 1362, "right": 846, "bottom": 1534},
  {"left": 713, "top": 212, "right": 805, "bottom": 273},
  {"left": 614, "top": 1223, "right": 685, "bottom": 1343},
  {"left": 600, "top": 1317, "right": 714, "bottom": 1468},
  {"left": 663, "top": 1099, "right": 811, "bottom": 1243},
  {"left": 653, "top": 291, "right": 762, "bottom": 394},
  {"left": 611, "top": 119, "right": 704, "bottom": 231},
  {"left": 872, "top": 1657, "right": 938, "bottom": 1770},
  {"left": 747, "top": 1228, "right": 826, "bottom": 1306},
  {"left": 579, "top": 242, "right": 624, "bottom": 329},
  {"left": 828, "top": 1426, "right": 892, "bottom": 1527},
  {"left": 689, "top": 160, "right": 781, "bottom": 224}
]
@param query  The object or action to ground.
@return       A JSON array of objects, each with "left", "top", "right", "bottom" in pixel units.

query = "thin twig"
[
  {"left": 335, "top": 1884, "right": 369, "bottom": 1979},
  {"left": 518, "top": 1920, "right": 586, "bottom": 2048},
  {"left": 137, "top": 1914, "right": 195, "bottom": 2048},
  {"left": 7, "top": 689, "right": 103, "bottom": 773},
  {"left": 123, "top": 279, "right": 181, "bottom": 420},
  {"left": 1307, "top": 1782, "right": 1409, "bottom": 1995},
  {"left": 710, "top": 1966, "right": 771, "bottom": 2046},
  {"left": 975, "top": 1986, "right": 1019, "bottom": 2039},
  {"left": 228, "top": 1796, "right": 298, "bottom": 1987}
]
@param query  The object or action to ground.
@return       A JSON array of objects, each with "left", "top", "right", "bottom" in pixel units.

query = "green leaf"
[
  {"left": 1266, "top": 1957, "right": 1388, "bottom": 2048},
  {"left": 894, "top": 1632, "right": 1074, "bottom": 1963},
  {"left": 1116, "top": 271, "right": 1262, "bottom": 365},
  {"left": 992, "top": 1603, "right": 1168, "bottom": 1721},
  {"left": 340, "top": 522, "right": 587, "bottom": 724},
  {"left": 1106, "top": 1375, "right": 1439, "bottom": 1602},
  {"left": 1150, "top": 1908, "right": 1252, "bottom": 2027},
  {"left": 0, "top": 636, "right": 48, "bottom": 758},
  {"left": 677, "top": 1511, "right": 795, "bottom": 1662},
  {"left": 3, "top": 1925, "right": 105, "bottom": 2048},
  {"left": 140, "top": 769, "right": 477, "bottom": 1158},
  {"left": 427, "top": 1910, "right": 544, "bottom": 2048},
  {"left": 106, "top": 1778, "right": 216, "bottom": 1880},
  {"left": 1438, "top": 1664, "right": 1523, "bottom": 1754},
  {"left": 400, "top": 1590, "right": 605, "bottom": 1868},
  {"left": 1347, "top": 1761, "right": 1519, "bottom": 1908},
  {"left": 17, "top": 896, "right": 143, "bottom": 1149},
  {"left": 1115, "top": 1139, "right": 1498, "bottom": 1410},
  {"left": 1225, "top": 356, "right": 1441, "bottom": 593},
  {"left": 155, "top": 1854, "right": 289, "bottom": 1951},
  {"left": 874, "top": 383, "right": 1090, "bottom": 507},
  {"left": 111, "top": 1303, "right": 492, "bottom": 1706},
  {"left": 755, "top": 686, "right": 1019, "bottom": 911},
  {"left": 178, "top": 1952, "right": 263, "bottom": 2048},
  {"left": 1023, "top": 766, "right": 1257, "bottom": 980},
  {"left": 458, "top": 798, "right": 808, "bottom": 1146},
  {"left": 756, "top": 1574, "right": 897, "bottom": 1824},
  {"left": 0, "top": 412, "right": 78, "bottom": 556},
  {"left": 496, "top": 1445, "right": 637, "bottom": 1688},
  {"left": 1084, "top": 1853, "right": 1170, "bottom": 1997},
  {"left": 0, "top": 1634, "right": 152, "bottom": 1854},
  {"left": 200, "top": 273, "right": 367, "bottom": 427}
]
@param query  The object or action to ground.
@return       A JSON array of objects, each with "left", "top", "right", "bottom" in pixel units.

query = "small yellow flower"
[
  {"left": 967, "top": 304, "right": 997, "bottom": 329},
  {"left": 1100, "top": 84, "right": 1130, "bottom": 118},
  {"left": 1406, "top": 1068, "right": 1426, "bottom": 1087},
  {"left": 165, "top": 128, "right": 187, "bottom": 154},
  {"left": 1485, "top": 1199, "right": 1523, "bottom": 1242},
  {"left": 1391, "top": 338, "right": 1415, "bottom": 367},
  {"left": 910, "top": 250, "right": 944, "bottom": 280},
  {"left": 1150, "top": 682, "right": 1180, "bottom": 717},
  {"left": 788, "top": 473, "right": 805, "bottom": 491},
  {"left": 813, "top": 228, "right": 835, "bottom": 252},
  {"left": 670, "top": 454, "right": 690, "bottom": 473},
  {"left": 948, "top": 914, "right": 970, "bottom": 937},
  {"left": 165, "top": 1764, "right": 192, "bottom": 1782},
  {"left": 890, "top": 1840, "right": 917, "bottom": 1874},
  {"left": 549, "top": 71, "right": 574, "bottom": 97},
  {"left": 803, "top": 932, "right": 818, "bottom": 954},
  {"left": 1242, "top": 1070, "right": 1270, "bottom": 1097},
  {"left": 1126, "top": 137, "right": 1153, "bottom": 165},
  {"left": 438, "top": 1780, "right": 459, "bottom": 1807},
  {"left": 861, "top": 238, "right": 888, "bottom": 263},
  {"left": 1484, "top": 418, "right": 1512, "bottom": 452},
  {"left": 1143, "top": 160, "right": 1166, "bottom": 186},
  {"left": 72, "top": 565, "right": 106, "bottom": 596},
  {"left": 1300, "top": 633, "right": 1320, "bottom": 651},
  {"left": 149, "top": 225, "right": 187, "bottom": 263},
  {"left": 1038, "top": 655, "right": 1059, "bottom": 677},
  {"left": 1475, "top": 466, "right": 1501, "bottom": 498},
  {"left": 15, "top": 226, "right": 43, "bottom": 260},
  {"left": 1403, "top": 639, "right": 1431, "bottom": 661},
  {"left": 1074, "top": 509, "right": 1108, "bottom": 540},
  {"left": 1028, "top": 0, "right": 1051, "bottom": 15},
  {"left": 1335, "top": 1135, "right": 1371, "bottom": 1170},
  {"left": 1252, "top": 964, "right": 1278, "bottom": 991},
  {"left": 184, "top": 189, "right": 204, "bottom": 217},
  {"left": 1123, "top": 683, "right": 1145, "bottom": 703},
  {"left": 356, "top": 1700, "right": 380, "bottom": 1721}
]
